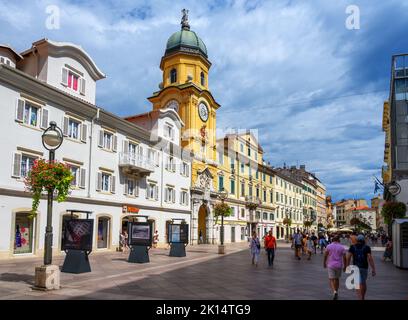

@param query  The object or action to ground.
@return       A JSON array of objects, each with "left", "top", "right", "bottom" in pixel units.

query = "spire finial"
[{"left": 181, "top": 9, "right": 190, "bottom": 30}]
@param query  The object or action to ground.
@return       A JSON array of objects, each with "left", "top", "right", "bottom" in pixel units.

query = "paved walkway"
[{"left": 0, "top": 241, "right": 407, "bottom": 300}]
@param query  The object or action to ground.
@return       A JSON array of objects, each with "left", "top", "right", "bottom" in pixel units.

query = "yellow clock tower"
[{"left": 148, "top": 10, "right": 220, "bottom": 244}]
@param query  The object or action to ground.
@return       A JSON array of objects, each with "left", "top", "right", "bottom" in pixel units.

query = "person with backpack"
[
  {"left": 250, "top": 231, "right": 261, "bottom": 267},
  {"left": 346, "top": 234, "right": 376, "bottom": 300},
  {"left": 264, "top": 229, "right": 277, "bottom": 267}
]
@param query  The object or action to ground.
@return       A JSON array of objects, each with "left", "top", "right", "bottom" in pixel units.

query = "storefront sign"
[{"left": 122, "top": 205, "right": 140, "bottom": 214}]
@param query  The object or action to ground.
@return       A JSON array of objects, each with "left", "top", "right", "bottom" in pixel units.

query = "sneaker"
[{"left": 333, "top": 292, "right": 338, "bottom": 300}]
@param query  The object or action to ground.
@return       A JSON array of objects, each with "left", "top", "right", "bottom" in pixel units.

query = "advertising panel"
[
  {"left": 62, "top": 219, "right": 94, "bottom": 251},
  {"left": 128, "top": 222, "right": 153, "bottom": 246},
  {"left": 168, "top": 224, "right": 189, "bottom": 244}
]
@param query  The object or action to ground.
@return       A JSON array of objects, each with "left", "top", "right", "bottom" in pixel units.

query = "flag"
[{"left": 374, "top": 181, "right": 380, "bottom": 194}]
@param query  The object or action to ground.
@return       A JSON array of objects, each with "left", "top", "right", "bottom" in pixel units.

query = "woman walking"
[{"left": 250, "top": 231, "right": 261, "bottom": 267}]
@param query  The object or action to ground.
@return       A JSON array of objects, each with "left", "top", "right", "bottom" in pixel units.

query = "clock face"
[
  {"left": 165, "top": 100, "right": 179, "bottom": 112},
  {"left": 198, "top": 102, "right": 209, "bottom": 122}
]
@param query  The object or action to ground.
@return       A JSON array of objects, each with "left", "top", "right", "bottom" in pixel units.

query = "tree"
[
  {"left": 213, "top": 202, "right": 232, "bottom": 224},
  {"left": 381, "top": 201, "right": 407, "bottom": 225}
]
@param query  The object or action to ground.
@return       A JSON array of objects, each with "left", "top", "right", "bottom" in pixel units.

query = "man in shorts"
[
  {"left": 346, "top": 234, "right": 376, "bottom": 300},
  {"left": 324, "top": 234, "right": 346, "bottom": 300}
]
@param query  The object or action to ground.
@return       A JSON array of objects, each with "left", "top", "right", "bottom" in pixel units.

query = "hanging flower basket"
[
  {"left": 381, "top": 201, "right": 407, "bottom": 225},
  {"left": 283, "top": 217, "right": 292, "bottom": 226},
  {"left": 245, "top": 202, "right": 259, "bottom": 211},
  {"left": 24, "top": 159, "right": 73, "bottom": 218},
  {"left": 303, "top": 220, "right": 312, "bottom": 227}
]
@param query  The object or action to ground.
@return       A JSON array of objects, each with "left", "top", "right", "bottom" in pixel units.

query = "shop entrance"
[
  {"left": 198, "top": 204, "right": 208, "bottom": 244},
  {"left": 97, "top": 217, "right": 111, "bottom": 249},
  {"left": 14, "top": 212, "right": 35, "bottom": 255}
]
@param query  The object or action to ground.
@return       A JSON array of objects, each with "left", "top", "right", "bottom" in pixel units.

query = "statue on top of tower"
[{"left": 181, "top": 9, "right": 190, "bottom": 30}]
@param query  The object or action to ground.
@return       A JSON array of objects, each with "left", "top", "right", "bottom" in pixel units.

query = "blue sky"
[{"left": 1, "top": 0, "right": 407, "bottom": 203}]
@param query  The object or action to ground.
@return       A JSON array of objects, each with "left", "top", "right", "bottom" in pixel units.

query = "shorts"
[
  {"left": 328, "top": 268, "right": 342, "bottom": 279},
  {"left": 358, "top": 268, "right": 368, "bottom": 284},
  {"left": 295, "top": 244, "right": 302, "bottom": 249}
]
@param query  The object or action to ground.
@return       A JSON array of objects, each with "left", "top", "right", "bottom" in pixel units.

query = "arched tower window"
[
  {"left": 170, "top": 68, "right": 177, "bottom": 84},
  {"left": 200, "top": 72, "right": 205, "bottom": 86}
]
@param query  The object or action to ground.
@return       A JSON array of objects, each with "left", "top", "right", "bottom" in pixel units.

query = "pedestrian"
[
  {"left": 324, "top": 234, "right": 347, "bottom": 300},
  {"left": 264, "top": 230, "right": 277, "bottom": 267},
  {"left": 382, "top": 237, "right": 392, "bottom": 262},
  {"left": 319, "top": 233, "right": 326, "bottom": 254},
  {"left": 306, "top": 235, "right": 314, "bottom": 260},
  {"left": 120, "top": 229, "right": 129, "bottom": 254},
  {"left": 350, "top": 232, "right": 358, "bottom": 245},
  {"left": 153, "top": 230, "right": 159, "bottom": 248},
  {"left": 310, "top": 232, "right": 318, "bottom": 254},
  {"left": 346, "top": 234, "right": 376, "bottom": 300},
  {"left": 250, "top": 231, "right": 261, "bottom": 267},
  {"left": 292, "top": 229, "right": 303, "bottom": 260},
  {"left": 199, "top": 230, "right": 203, "bottom": 244}
]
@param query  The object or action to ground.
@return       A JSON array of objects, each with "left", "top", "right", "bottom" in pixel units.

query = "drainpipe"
[
  {"left": 31, "top": 45, "right": 39, "bottom": 79},
  {"left": 88, "top": 108, "right": 100, "bottom": 198}
]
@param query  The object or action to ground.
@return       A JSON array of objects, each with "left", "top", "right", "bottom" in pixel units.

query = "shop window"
[
  {"left": 97, "top": 217, "right": 110, "bottom": 249},
  {"left": 14, "top": 212, "right": 34, "bottom": 254}
]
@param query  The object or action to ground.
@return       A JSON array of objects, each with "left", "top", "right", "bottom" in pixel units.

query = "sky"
[{"left": 1, "top": 0, "right": 407, "bottom": 203}]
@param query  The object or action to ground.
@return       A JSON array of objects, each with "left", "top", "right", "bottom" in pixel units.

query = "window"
[
  {"left": 270, "top": 192, "right": 273, "bottom": 203},
  {"left": 248, "top": 147, "right": 251, "bottom": 157},
  {"left": 240, "top": 143, "right": 244, "bottom": 152},
  {"left": 240, "top": 163, "right": 245, "bottom": 174},
  {"left": 285, "top": 195, "right": 288, "bottom": 204},
  {"left": 270, "top": 213, "right": 274, "bottom": 221},
  {"left": 248, "top": 165, "right": 252, "bottom": 177},
  {"left": 263, "top": 212, "right": 268, "bottom": 220},
  {"left": 218, "top": 176, "right": 224, "bottom": 192},
  {"left": 181, "top": 162, "right": 189, "bottom": 176},
  {"left": 230, "top": 207, "right": 235, "bottom": 217},
  {"left": 125, "top": 179, "right": 139, "bottom": 197},
  {"left": 270, "top": 176, "right": 272, "bottom": 184},
  {"left": 263, "top": 173, "right": 265, "bottom": 182},
  {"left": 241, "top": 182, "right": 245, "bottom": 197},
  {"left": 128, "top": 142, "right": 139, "bottom": 156},
  {"left": 165, "top": 186, "right": 175, "bottom": 203},
  {"left": 20, "top": 154, "right": 36, "bottom": 178},
  {"left": 68, "top": 71, "right": 80, "bottom": 91},
  {"left": 164, "top": 123, "right": 174, "bottom": 140},
  {"left": 263, "top": 190, "right": 267, "bottom": 202},
  {"left": 166, "top": 157, "right": 176, "bottom": 172},
  {"left": 69, "top": 166, "right": 79, "bottom": 186},
  {"left": 276, "top": 177, "right": 279, "bottom": 184},
  {"left": 276, "top": 192, "right": 279, "bottom": 203},
  {"left": 230, "top": 157, "right": 235, "bottom": 171},
  {"left": 102, "top": 173, "right": 111, "bottom": 192},
  {"left": 230, "top": 179, "right": 235, "bottom": 195},
  {"left": 146, "top": 182, "right": 158, "bottom": 200},
  {"left": 241, "top": 208, "right": 245, "bottom": 218},
  {"left": 256, "top": 188, "right": 260, "bottom": 198},
  {"left": 170, "top": 68, "right": 177, "bottom": 83},
  {"left": 68, "top": 119, "right": 80, "bottom": 140},
  {"left": 180, "top": 190, "right": 189, "bottom": 206},
  {"left": 200, "top": 71, "right": 205, "bottom": 86},
  {"left": 255, "top": 170, "right": 259, "bottom": 179},
  {"left": 103, "top": 132, "right": 112, "bottom": 149},
  {"left": 255, "top": 152, "right": 258, "bottom": 160},
  {"left": 14, "top": 212, "right": 35, "bottom": 254},
  {"left": 23, "top": 102, "right": 39, "bottom": 127},
  {"left": 280, "top": 194, "right": 283, "bottom": 202},
  {"left": 249, "top": 186, "right": 253, "bottom": 196}
]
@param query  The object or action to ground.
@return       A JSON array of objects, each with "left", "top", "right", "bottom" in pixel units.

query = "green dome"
[{"left": 165, "top": 29, "right": 208, "bottom": 58}]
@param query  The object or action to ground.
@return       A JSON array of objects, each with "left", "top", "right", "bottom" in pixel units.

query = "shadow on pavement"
[{"left": 0, "top": 273, "right": 35, "bottom": 286}]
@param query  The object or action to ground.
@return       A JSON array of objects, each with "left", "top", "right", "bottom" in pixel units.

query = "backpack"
[{"left": 353, "top": 245, "right": 366, "bottom": 267}]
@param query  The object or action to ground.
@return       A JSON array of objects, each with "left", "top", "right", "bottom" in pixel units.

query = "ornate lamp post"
[
  {"left": 41, "top": 121, "right": 63, "bottom": 265},
  {"left": 218, "top": 188, "right": 228, "bottom": 254}
]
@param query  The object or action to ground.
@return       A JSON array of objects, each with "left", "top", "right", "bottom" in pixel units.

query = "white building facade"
[{"left": 0, "top": 39, "right": 192, "bottom": 260}]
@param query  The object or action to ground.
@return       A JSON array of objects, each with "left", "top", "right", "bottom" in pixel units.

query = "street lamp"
[
  {"left": 218, "top": 188, "right": 228, "bottom": 254},
  {"left": 41, "top": 121, "right": 63, "bottom": 265}
]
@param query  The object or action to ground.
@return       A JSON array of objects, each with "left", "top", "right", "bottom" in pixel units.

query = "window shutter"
[
  {"left": 16, "top": 99, "right": 25, "bottom": 122},
  {"left": 80, "top": 168, "right": 86, "bottom": 188},
  {"left": 186, "top": 193, "right": 189, "bottom": 206},
  {"left": 98, "top": 130, "right": 104, "bottom": 147},
  {"left": 81, "top": 123, "right": 87, "bottom": 142},
  {"left": 186, "top": 164, "right": 189, "bottom": 177},
  {"left": 146, "top": 184, "right": 150, "bottom": 199},
  {"left": 112, "top": 135, "right": 117, "bottom": 152},
  {"left": 12, "top": 153, "right": 21, "bottom": 178},
  {"left": 124, "top": 180, "right": 129, "bottom": 195},
  {"left": 172, "top": 189, "right": 175, "bottom": 203},
  {"left": 154, "top": 185, "right": 159, "bottom": 200},
  {"left": 111, "top": 175, "right": 116, "bottom": 193},
  {"left": 123, "top": 140, "right": 129, "bottom": 154},
  {"left": 165, "top": 188, "right": 168, "bottom": 202},
  {"left": 62, "top": 67, "right": 69, "bottom": 86},
  {"left": 40, "top": 108, "right": 49, "bottom": 129},
  {"left": 135, "top": 181, "right": 139, "bottom": 197},
  {"left": 63, "top": 116, "right": 69, "bottom": 136},
  {"left": 180, "top": 192, "right": 183, "bottom": 205},
  {"left": 80, "top": 78, "right": 86, "bottom": 95},
  {"left": 96, "top": 172, "right": 102, "bottom": 191}
]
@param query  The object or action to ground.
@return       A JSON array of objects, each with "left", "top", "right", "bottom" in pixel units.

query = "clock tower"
[{"left": 148, "top": 10, "right": 220, "bottom": 244}]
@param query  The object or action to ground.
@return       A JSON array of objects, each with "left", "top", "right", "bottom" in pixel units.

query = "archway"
[{"left": 198, "top": 204, "right": 208, "bottom": 244}]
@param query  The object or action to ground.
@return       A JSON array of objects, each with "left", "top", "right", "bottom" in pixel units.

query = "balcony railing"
[
  {"left": 245, "top": 196, "right": 261, "bottom": 205},
  {"left": 119, "top": 152, "right": 155, "bottom": 176}
]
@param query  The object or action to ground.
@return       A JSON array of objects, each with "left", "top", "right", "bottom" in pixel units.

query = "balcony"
[
  {"left": 248, "top": 211, "right": 260, "bottom": 223},
  {"left": 119, "top": 152, "right": 155, "bottom": 177}
]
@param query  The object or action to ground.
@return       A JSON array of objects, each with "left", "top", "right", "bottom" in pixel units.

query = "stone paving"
[{"left": 0, "top": 241, "right": 407, "bottom": 300}]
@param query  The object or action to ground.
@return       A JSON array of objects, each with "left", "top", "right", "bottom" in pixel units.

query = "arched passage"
[{"left": 198, "top": 204, "right": 208, "bottom": 244}]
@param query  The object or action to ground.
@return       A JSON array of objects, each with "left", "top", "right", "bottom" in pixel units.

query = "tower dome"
[{"left": 165, "top": 9, "right": 208, "bottom": 58}]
